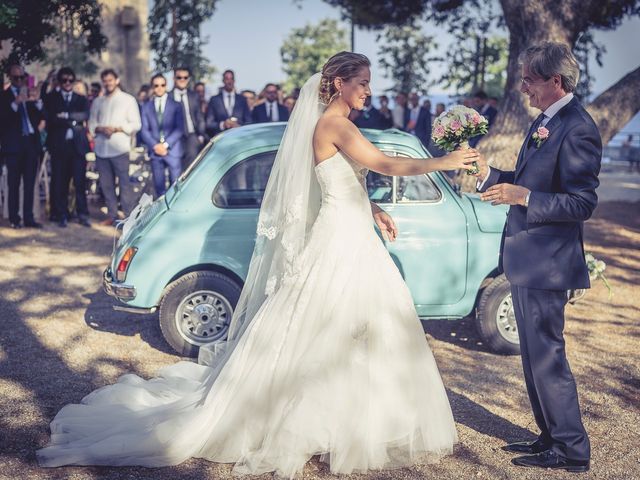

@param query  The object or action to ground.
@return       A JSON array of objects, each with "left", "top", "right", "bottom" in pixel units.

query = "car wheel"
[
  {"left": 159, "top": 271, "right": 241, "bottom": 357},
  {"left": 476, "top": 274, "right": 520, "bottom": 355}
]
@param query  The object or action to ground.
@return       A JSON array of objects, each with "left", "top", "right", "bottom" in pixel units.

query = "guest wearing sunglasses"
[
  {"left": 140, "top": 73, "right": 185, "bottom": 197},
  {"left": 171, "top": 67, "right": 205, "bottom": 170},
  {"left": 44, "top": 67, "right": 91, "bottom": 227},
  {"left": 0, "top": 64, "right": 45, "bottom": 229}
]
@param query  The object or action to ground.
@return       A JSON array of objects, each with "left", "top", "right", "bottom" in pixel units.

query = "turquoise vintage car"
[{"left": 104, "top": 123, "right": 517, "bottom": 357}]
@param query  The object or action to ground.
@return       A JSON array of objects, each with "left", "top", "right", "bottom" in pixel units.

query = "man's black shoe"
[
  {"left": 512, "top": 450, "right": 589, "bottom": 472},
  {"left": 78, "top": 217, "right": 91, "bottom": 228},
  {"left": 10, "top": 222, "right": 22, "bottom": 229},
  {"left": 24, "top": 221, "right": 43, "bottom": 229},
  {"left": 502, "top": 439, "right": 549, "bottom": 454},
  {"left": 58, "top": 217, "right": 68, "bottom": 228}
]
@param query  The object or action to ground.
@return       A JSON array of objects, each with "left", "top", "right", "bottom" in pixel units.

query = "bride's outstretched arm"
[{"left": 334, "top": 118, "right": 478, "bottom": 176}]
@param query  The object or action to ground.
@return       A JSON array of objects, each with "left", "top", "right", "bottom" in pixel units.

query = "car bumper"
[{"left": 103, "top": 267, "right": 137, "bottom": 300}]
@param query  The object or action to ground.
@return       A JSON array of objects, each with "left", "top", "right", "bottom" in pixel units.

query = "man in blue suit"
[
  {"left": 252, "top": 83, "right": 289, "bottom": 123},
  {"left": 141, "top": 74, "right": 185, "bottom": 197},
  {"left": 476, "top": 42, "right": 600, "bottom": 473},
  {"left": 205, "top": 69, "right": 252, "bottom": 137}
]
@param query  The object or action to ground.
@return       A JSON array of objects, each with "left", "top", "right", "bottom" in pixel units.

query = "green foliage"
[
  {"left": 280, "top": 19, "right": 349, "bottom": 93},
  {"left": 0, "top": 0, "right": 106, "bottom": 70},
  {"left": 148, "top": 0, "right": 218, "bottom": 82},
  {"left": 377, "top": 19, "right": 438, "bottom": 94},
  {"left": 573, "top": 31, "right": 606, "bottom": 102},
  {"left": 321, "top": 0, "right": 426, "bottom": 29}
]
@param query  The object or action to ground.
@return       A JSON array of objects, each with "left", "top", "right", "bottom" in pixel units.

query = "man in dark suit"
[
  {"left": 205, "top": 70, "right": 251, "bottom": 137},
  {"left": 406, "top": 93, "right": 431, "bottom": 147},
  {"left": 252, "top": 83, "right": 289, "bottom": 123},
  {"left": 172, "top": 67, "right": 206, "bottom": 170},
  {"left": 44, "top": 67, "right": 91, "bottom": 227},
  {"left": 351, "top": 96, "right": 387, "bottom": 130},
  {"left": 140, "top": 74, "right": 185, "bottom": 197},
  {"left": 0, "top": 64, "right": 44, "bottom": 228},
  {"left": 476, "top": 42, "right": 600, "bottom": 473}
]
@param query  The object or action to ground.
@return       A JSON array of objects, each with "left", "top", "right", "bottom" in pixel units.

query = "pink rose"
[
  {"left": 537, "top": 126, "right": 549, "bottom": 139},
  {"left": 472, "top": 113, "right": 481, "bottom": 125},
  {"left": 450, "top": 120, "right": 462, "bottom": 131},
  {"left": 433, "top": 125, "right": 445, "bottom": 138}
]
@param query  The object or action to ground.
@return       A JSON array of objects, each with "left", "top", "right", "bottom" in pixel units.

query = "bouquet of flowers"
[
  {"left": 431, "top": 105, "right": 488, "bottom": 175},
  {"left": 585, "top": 252, "right": 612, "bottom": 299}
]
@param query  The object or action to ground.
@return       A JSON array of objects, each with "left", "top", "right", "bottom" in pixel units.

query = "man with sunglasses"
[
  {"left": 140, "top": 73, "right": 185, "bottom": 197},
  {"left": 44, "top": 67, "right": 91, "bottom": 227},
  {"left": 0, "top": 64, "right": 44, "bottom": 229},
  {"left": 171, "top": 67, "right": 205, "bottom": 171}
]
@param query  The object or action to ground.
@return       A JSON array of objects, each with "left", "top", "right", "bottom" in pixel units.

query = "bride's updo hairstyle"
[{"left": 319, "top": 51, "right": 370, "bottom": 105}]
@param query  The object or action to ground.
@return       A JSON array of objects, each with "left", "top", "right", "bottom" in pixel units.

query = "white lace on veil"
[{"left": 199, "top": 72, "right": 325, "bottom": 365}]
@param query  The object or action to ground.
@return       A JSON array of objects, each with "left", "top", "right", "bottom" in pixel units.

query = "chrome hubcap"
[
  {"left": 175, "top": 290, "right": 232, "bottom": 345},
  {"left": 495, "top": 293, "right": 519, "bottom": 344}
]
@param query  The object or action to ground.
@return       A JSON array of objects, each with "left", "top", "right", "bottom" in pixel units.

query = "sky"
[{"left": 197, "top": 0, "right": 640, "bottom": 99}]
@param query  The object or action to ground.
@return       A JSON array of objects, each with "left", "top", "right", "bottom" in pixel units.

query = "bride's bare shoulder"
[{"left": 314, "top": 115, "right": 354, "bottom": 163}]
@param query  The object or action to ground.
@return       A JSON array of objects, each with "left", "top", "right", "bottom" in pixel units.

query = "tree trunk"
[{"left": 460, "top": 0, "right": 640, "bottom": 191}]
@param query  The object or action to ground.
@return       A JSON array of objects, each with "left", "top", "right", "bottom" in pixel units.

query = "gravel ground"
[{"left": 0, "top": 196, "right": 638, "bottom": 480}]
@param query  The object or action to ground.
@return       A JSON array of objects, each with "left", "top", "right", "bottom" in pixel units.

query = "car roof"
[{"left": 213, "top": 122, "right": 427, "bottom": 154}]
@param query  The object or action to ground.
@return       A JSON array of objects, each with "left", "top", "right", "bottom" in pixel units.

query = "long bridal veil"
[{"left": 198, "top": 72, "right": 325, "bottom": 366}]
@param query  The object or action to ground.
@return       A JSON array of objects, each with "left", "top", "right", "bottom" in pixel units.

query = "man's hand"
[
  {"left": 14, "top": 93, "right": 27, "bottom": 105},
  {"left": 374, "top": 209, "right": 398, "bottom": 242},
  {"left": 224, "top": 118, "right": 239, "bottom": 129},
  {"left": 153, "top": 143, "right": 168, "bottom": 156},
  {"left": 472, "top": 151, "right": 489, "bottom": 181},
  {"left": 480, "top": 183, "right": 530, "bottom": 206}
]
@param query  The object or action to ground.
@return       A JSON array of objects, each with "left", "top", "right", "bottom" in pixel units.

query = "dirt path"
[{"left": 0, "top": 198, "right": 638, "bottom": 480}]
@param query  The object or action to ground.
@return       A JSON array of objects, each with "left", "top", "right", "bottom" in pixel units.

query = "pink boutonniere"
[{"left": 531, "top": 126, "right": 550, "bottom": 148}]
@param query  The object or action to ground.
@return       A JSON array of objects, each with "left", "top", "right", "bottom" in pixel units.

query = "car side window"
[
  {"left": 212, "top": 151, "right": 276, "bottom": 208},
  {"left": 367, "top": 152, "right": 441, "bottom": 204}
]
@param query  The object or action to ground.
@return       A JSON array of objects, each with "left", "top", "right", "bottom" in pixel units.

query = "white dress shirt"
[
  {"left": 174, "top": 88, "right": 195, "bottom": 134},
  {"left": 265, "top": 101, "right": 279, "bottom": 122},
  {"left": 62, "top": 91, "right": 74, "bottom": 140},
  {"left": 223, "top": 90, "right": 235, "bottom": 116},
  {"left": 477, "top": 93, "right": 574, "bottom": 191},
  {"left": 89, "top": 88, "right": 141, "bottom": 158}
]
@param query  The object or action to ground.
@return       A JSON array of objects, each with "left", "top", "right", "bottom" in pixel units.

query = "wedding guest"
[
  {"left": 351, "top": 96, "right": 386, "bottom": 130},
  {"left": 141, "top": 73, "right": 185, "bottom": 197},
  {"left": 89, "top": 68, "right": 141, "bottom": 225},
  {"left": 378, "top": 95, "right": 393, "bottom": 128},
  {"left": 283, "top": 95, "right": 296, "bottom": 114},
  {"left": 435, "top": 102, "right": 445, "bottom": 117},
  {"left": 205, "top": 69, "right": 251, "bottom": 137},
  {"left": 621, "top": 134, "right": 639, "bottom": 173},
  {"left": 241, "top": 89, "right": 257, "bottom": 111},
  {"left": 422, "top": 98, "right": 432, "bottom": 113},
  {"left": 171, "top": 67, "right": 206, "bottom": 170},
  {"left": 252, "top": 83, "right": 289, "bottom": 123},
  {"left": 194, "top": 82, "right": 208, "bottom": 116},
  {"left": 470, "top": 90, "right": 497, "bottom": 147},
  {"left": 489, "top": 96, "right": 499, "bottom": 109},
  {"left": 0, "top": 64, "right": 45, "bottom": 229},
  {"left": 137, "top": 85, "right": 150, "bottom": 105},
  {"left": 407, "top": 92, "right": 431, "bottom": 147},
  {"left": 88, "top": 82, "right": 101, "bottom": 108},
  {"left": 392, "top": 92, "right": 408, "bottom": 130},
  {"left": 44, "top": 67, "right": 91, "bottom": 227}
]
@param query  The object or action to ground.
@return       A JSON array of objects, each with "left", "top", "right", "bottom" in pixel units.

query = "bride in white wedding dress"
[{"left": 37, "top": 52, "right": 478, "bottom": 477}]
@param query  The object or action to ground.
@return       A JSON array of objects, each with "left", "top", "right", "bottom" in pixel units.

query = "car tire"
[
  {"left": 476, "top": 274, "right": 521, "bottom": 355},
  {"left": 159, "top": 271, "right": 241, "bottom": 357}
]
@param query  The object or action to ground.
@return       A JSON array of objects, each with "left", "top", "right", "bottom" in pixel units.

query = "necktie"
[
  {"left": 64, "top": 93, "right": 71, "bottom": 108},
  {"left": 19, "top": 102, "right": 31, "bottom": 136},
  {"left": 156, "top": 98, "right": 165, "bottom": 141},
  {"left": 267, "top": 102, "right": 272, "bottom": 121}
]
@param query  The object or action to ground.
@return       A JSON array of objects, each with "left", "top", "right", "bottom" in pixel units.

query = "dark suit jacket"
[
  {"left": 414, "top": 107, "right": 431, "bottom": 148},
  {"left": 44, "top": 90, "right": 90, "bottom": 156},
  {"left": 353, "top": 106, "right": 389, "bottom": 130},
  {"left": 171, "top": 89, "right": 205, "bottom": 136},
  {"left": 140, "top": 96, "right": 185, "bottom": 159},
  {"left": 478, "top": 97, "right": 601, "bottom": 290},
  {"left": 205, "top": 92, "right": 252, "bottom": 136},
  {"left": 0, "top": 87, "right": 44, "bottom": 155},
  {"left": 481, "top": 104, "right": 498, "bottom": 126},
  {"left": 251, "top": 102, "right": 289, "bottom": 123}
]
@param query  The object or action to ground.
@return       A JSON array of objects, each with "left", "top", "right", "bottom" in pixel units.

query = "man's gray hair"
[{"left": 519, "top": 42, "right": 580, "bottom": 93}]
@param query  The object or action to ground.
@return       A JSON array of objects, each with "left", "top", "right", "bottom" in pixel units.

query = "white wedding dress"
[{"left": 37, "top": 149, "right": 457, "bottom": 477}]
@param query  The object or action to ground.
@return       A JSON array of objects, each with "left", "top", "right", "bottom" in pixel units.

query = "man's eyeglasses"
[
  {"left": 265, "top": 90, "right": 278, "bottom": 95},
  {"left": 153, "top": 83, "right": 167, "bottom": 88},
  {"left": 61, "top": 77, "right": 75, "bottom": 84},
  {"left": 175, "top": 75, "right": 189, "bottom": 80},
  {"left": 520, "top": 77, "right": 550, "bottom": 88}
]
